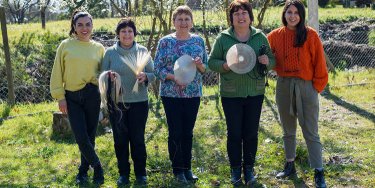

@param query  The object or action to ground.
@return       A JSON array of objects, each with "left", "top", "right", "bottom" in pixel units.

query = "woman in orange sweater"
[{"left": 267, "top": 1, "right": 328, "bottom": 187}]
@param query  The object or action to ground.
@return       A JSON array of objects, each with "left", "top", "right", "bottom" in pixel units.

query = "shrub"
[
  {"left": 355, "top": 0, "right": 373, "bottom": 7},
  {"left": 319, "top": 0, "right": 331, "bottom": 8}
]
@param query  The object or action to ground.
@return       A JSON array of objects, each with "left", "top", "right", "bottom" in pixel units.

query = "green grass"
[{"left": 0, "top": 69, "right": 374, "bottom": 187}]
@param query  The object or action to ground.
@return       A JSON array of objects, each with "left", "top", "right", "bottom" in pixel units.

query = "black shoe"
[
  {"left": 276, "top": 161, "right": 296, "bottom": 179},
  {"left": 174, "top": 172, "right": 188, "bottom": 184},
  {"left": 314, "top": 169, "right": 327, "bottom": 188},
  {"left": 135, "top": 175, "right": 147, "bottom": 185},
  {"left": 184, "top": 170, "right": 198, "bottom": 182},
  {"left": 230, "top": 167, "right": 243, "bottom": 186},
  {"left": 243, "top": 166, "right": 256, "bottom": 185},
  {"left": 75, "top": 172, "right": 88, "bottom": 184},
  {"left": 93, "top": 164, "right": 104, "bottom": 184},
  {"left": 117, "top": 175, "right": 130, "bottom": 185}
]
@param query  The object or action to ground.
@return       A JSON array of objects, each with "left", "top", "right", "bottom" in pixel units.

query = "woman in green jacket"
[{"left": 208, "top": 0, "right": 275, "bottom": 186}]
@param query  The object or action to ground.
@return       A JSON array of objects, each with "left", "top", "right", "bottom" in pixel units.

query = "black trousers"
[
  {"left": 161, "top": 97, "right": 200, "bottom": 174},
  {"left": 65, "top": 83, "right": 101, "bottom": 173},
  {"left": 109, "top": 101, "right": 148, "bottom": 177},
  {"left": 221, "top": 95, "right": 264, "bottom": 168}
]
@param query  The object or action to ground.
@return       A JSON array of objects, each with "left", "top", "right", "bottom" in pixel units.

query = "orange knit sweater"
[{"left": 267, "top": 26, "right": 328, "bottom": 93}]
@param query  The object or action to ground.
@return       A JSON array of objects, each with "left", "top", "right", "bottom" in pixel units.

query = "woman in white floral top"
[{"left": 154, "top": 5, "right": 207, "bottom": 184}]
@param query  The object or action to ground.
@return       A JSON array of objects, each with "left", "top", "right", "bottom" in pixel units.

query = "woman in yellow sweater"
[
  {"left": 50, "top": 11, "right": 105, "bottom": 185},
  {"left": 267, "top": 1, "right": 328, "bottom": 187}
]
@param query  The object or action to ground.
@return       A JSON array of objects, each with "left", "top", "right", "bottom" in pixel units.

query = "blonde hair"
[{"left": 98, "top": 71, "right": 122, "bottom": 112}]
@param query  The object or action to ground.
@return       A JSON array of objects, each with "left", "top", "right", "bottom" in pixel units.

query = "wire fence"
[{"left": 0, "top": 20, "right": 374, "bottom": 104}]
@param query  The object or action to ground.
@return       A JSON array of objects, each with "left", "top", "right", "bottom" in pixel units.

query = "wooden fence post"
[{"left": 0, "top": 6, "right": 15, "bottom": 105}]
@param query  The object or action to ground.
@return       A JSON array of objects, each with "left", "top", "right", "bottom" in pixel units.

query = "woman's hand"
[
  {"left": 136, "top": 72, "right": 147, "bottom": 83},
  {"left": 167, "top": 73, "right": 186, "bottom": 89},
  {"left": 222, "top": 62, "right": 231, "bottom": 71},
  {"left": 58, "top": 99, "right": 68, "bottom": 114},
  {"left": 258, "top": 55, "right": 269, "bottom": 66},
  {"left": 194, "top": 57, "right": 205, "bottom": 73},
  {"left": 108, "top": 70, "right": 117, "bottom": 81}
]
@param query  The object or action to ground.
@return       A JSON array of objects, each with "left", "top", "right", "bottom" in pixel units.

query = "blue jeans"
[
  {"left": 65, "top": 83, "right": 101, "bottom": 173},
  {"left": 161, "top": 97, "right": 200, "bottom": 174},
  {"left": 109, "top": 101, "right": 148, "bottom": 177},
  {"left": 221, "top": 95, "right": 264, "bottom": 168}
]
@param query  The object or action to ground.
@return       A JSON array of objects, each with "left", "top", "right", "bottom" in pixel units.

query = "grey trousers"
[{"left": 276, "top": 77, "right": 323, "bottom": 168}]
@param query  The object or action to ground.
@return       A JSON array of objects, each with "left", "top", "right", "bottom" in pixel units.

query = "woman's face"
[
  {"left": 119, "top": 26, "right": 135, "bottom": 48},
  {"left": 173, "top": 13, "right": 193, "bottom": 34},
  {"left": 74, "top": 16, "right": 92, "bottom": 42},
  {"left": 284, "top": 5, "right": 300, "bottom": 30},
  {"left": 232, "top": 8, "right": 251, "bottom": 29}
]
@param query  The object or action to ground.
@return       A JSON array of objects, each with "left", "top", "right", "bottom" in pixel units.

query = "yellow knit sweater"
[{"left": 50, "top": 38, "right": 105, "bottom": 100}]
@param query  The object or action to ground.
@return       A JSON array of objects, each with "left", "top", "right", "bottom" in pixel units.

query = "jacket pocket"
[{"left": 222, "top": 76, "right": 236, "bottom": 93}]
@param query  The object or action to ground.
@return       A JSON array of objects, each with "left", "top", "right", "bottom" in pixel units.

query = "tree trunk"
[
  {"left": 110, "top": 0, "right": 127, "bottom": 17},
  {"left": 202, "top": 0, "right": 211, "bottom": 52},
  {"left": 127, "top": 0, "right": 132, "bottom": 16},
  {"left": 134, "top": 0, "right": 139, "bottom": 15},
  {"left": 52, "top": 112, "right": 71, "bottom": 137},
  {"left": 256, "top": 0, "right": 271, "bottom": 29},
  {"left": 168, "top": 0, "right": 177, "bottom": 31},
  {"left": 224, "top": 0, "right": 230, "bottom": 26},
  {"left": 308, "top": 0, "right": 319, "bottom": 31},
  {"left": 147, "top": 17, "right": 160, "bottom": 98},
  {"left": 150, "top": 0, "right": 169, "bottom": 35},
  {"left": 41, "top": 6, "right": 46, "bottom": 29}
]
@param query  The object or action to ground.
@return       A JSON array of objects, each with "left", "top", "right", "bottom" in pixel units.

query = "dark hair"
[
  {"left": 172, "top": 5, "right": 193, "bottom": 22},
  {"left": 69, "top": 11, "right": 92, "bottom": 36},
  {"left": 115, "top": 18, "right": 137, "bottom": 36},
  {"left": 228, "top": 0, "right": 254, "bottom": 26},
  {"left": 282, "top": 0, "right": 307, "bottom": 47}
]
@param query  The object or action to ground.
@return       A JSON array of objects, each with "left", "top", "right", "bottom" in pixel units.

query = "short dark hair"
[
  {"left": 115, "top": 18, "right": 137, "bottom": 36},
  {"left": 172, "top": 5, "right": 193, "bottom": 21},
  {"left": 228, "top": 0, "right": 254, "bottom": 26},
  {"left": 69, "top": 11, "right": 92, "bottom": 36},
  {"left": 282, "top": 0, "right": 307, "bottom": 47}
]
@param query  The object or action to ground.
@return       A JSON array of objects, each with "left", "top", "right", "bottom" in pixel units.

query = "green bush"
[
  {"left": 355, "top": 0, "right": 373, "bottom": 7},
  {"left": 319, "top": 0, "right": 331, "bottom": 8}
]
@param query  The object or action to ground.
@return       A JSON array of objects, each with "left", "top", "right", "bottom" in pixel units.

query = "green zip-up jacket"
[{"left": 208, "top": 26, "right": 275, "bottom": 97}]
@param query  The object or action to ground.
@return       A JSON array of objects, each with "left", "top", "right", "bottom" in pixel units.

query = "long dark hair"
[
  {"left": 282, "top": 0, "right": 307, "bottom": 47},
  {"left": 69, "top": 11, "right": 92, "bottom": 36}
]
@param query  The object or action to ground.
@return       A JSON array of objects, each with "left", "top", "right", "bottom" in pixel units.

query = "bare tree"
[
  {"left": 39, "top": 0, "right": 51, "bottom": 29},
  {"left": 201, "top": 0, "right": 211, "bottom": 52},
  {"left": 256, "top": 0, "right": 271, "bottom": 29},
  {"left": 134, "top": 0, "right": 139, "bottom": 15},
  {"left": 109, "top": 0, "right": 131, "bottom": 16},
  {"left": 223, "top": 0, "right": 230, "bottom": 26},
  {"left": 149, "top": 0, "right": 170, "bottom": 35},
  {"left": 2, "top": 0, "right": 39, "bottom": 23},
  {"left": 110, "top": 0, "right": 127, "bottom": 16}
]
